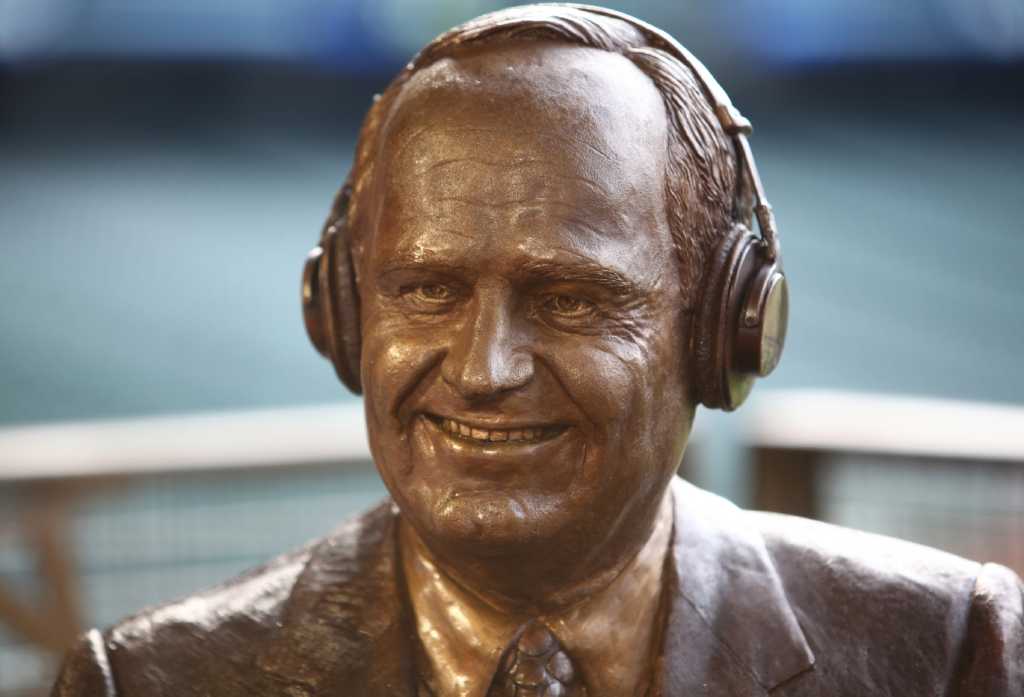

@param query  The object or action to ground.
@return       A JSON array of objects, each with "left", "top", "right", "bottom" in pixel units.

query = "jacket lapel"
[
  {"left": 257, "top": 501, "right": 418, "bottom": 697},
  {"left": 656, "top": 478, "right": 815, "bottom": 696}
]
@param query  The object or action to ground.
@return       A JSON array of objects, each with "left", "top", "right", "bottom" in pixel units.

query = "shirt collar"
[{"left": 401, "top": 488, "right": 675, "bottom": 697}]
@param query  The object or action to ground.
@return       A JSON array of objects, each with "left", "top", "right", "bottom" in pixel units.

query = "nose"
[{"left": 441, "top": 287, "right": 534, "bottom": 400}]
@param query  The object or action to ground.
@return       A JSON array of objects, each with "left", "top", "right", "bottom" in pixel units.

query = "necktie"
[{"left": 487, "top": 620, "right": 586, "bottom": 697}]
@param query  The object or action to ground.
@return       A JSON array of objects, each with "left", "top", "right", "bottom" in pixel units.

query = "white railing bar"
[
  {"left": 746, "top": 389, "right": 1024, "bottom": 462},
  {"left": 2, "top": 390, "right": 1022, "bottom": 483},
  {"left": 0, "top": 402, "right": 370, "bottom": 482}
]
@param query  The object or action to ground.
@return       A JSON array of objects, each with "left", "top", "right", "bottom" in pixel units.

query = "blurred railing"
[
  {"left": 1, "top": 391, "right": 1023, "bottom": 696},
  {"left": 746, "top": 390, "right": 1024, "bottom": 572},
  {"left": 0, "top": 403, "right": 378, "bottom": 697}
]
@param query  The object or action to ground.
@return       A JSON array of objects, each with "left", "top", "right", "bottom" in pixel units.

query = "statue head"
[{"left": 301, "top": 4, "right": 787, "bottom": 609}]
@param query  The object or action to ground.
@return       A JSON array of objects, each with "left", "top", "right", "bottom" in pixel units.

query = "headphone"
[{"left": 301, "top": 4, "right": 788, "bottom": 412}]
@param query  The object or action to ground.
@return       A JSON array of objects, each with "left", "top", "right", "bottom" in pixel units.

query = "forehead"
[{"left": 367, "top": 43, "right": 675, "bottom": 279}]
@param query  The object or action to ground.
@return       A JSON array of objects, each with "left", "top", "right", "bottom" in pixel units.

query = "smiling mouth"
[{"left": 424, "top": 414, "right": 568, "bottom": 445}]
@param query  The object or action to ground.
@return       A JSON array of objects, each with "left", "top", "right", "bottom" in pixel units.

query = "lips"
[
  {"left": 411, "top": 411, "right": 582, "bottom": 491},
  {"left": 425, "top": 413, "right": 567, "bottom": 444}
]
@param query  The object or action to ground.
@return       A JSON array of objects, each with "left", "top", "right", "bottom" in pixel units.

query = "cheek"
[
  {"left": 536, "top": 317, "right": 690, "bottom": 481},
  {"left": 548, "top": 324, "right": 684, "bottom": 422},
  {"left": 361, "top": 316, "right": 449, "bottom": 493},
  {"left": 361, "top": 314, "right": 447, "bottom": 425}
]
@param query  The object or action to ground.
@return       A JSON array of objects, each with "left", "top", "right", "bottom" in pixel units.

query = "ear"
[{"left": 301, "top": 187, "right": 363, "bottom": 394}]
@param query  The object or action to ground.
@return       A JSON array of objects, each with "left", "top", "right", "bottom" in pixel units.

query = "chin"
[{"left": 419, "top": 486, "right": 575, "bottom": 557}]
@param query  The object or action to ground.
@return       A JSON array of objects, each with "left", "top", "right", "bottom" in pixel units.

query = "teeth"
[{"left": 434, "top": 417, "right": 558, "bottom": 444}]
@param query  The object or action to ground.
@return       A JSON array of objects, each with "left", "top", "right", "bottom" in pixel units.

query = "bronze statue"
[{"left": 52, "top": 5, "right": 1022, "bottom": 696}]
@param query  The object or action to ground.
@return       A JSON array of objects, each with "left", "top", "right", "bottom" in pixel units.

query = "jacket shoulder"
[
  {"left": 52, "top": 500, "right": 397, "bottom": 697},
  {"left": 748, "top": 509, "right": 983, "bottom": 598},
  {"left": 112, "top": 541, "right": 312, "bottom": 650},
  {"left": 50, "top": 630, "right": 117, "bottom": 697},
  {"left": 956, "top": 561, "right": 1024, "bottom": 696},
  {"left": 50, "top": 544, "right": 310, "bottom": 697},
  {"left": 748, "top": 510, "right": 1023, "bottom": 696}
]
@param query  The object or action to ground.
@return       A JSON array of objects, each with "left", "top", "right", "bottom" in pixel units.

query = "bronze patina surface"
[{"left": 53, "top": 5, "right": 1022, "bottom": 697}]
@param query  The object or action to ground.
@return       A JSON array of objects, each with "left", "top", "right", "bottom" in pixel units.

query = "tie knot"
[{"left": 489, "top": 620, "right": 584, "bottom": 697}]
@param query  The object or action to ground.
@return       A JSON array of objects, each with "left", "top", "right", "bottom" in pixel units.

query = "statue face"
[{"left": 359, "top": 43, "right": 694, "bottom": 582}]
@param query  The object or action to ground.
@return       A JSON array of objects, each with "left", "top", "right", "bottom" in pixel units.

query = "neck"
[{"left": 400, "top": 488, "right": 677, "bottom": 697}]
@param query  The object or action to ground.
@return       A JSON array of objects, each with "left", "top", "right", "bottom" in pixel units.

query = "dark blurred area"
[{"left": 1, "top": 1, "right": 1022, "bottom": 694}]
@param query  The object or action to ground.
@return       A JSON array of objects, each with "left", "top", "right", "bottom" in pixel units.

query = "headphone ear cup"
[
  {"left": 692, "top": 225, "right": 788, "bottom": 411},
  {"left": 323, "top": 223, "right": 363, "bottom": 394},
  {"left": 692, "top": 225, "right": 750, "bottom": 410},
  {"left": 302, "top": 244, "right": 331, "bottom": 359},
  {"left": 301, "top": 218, "right": 363, "bottom": 395},
  {"left": 734, "top": 259, "right": 788, "bottom": 379}
]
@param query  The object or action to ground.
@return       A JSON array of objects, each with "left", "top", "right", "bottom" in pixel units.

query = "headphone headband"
[{"left": 562, "top": 4, "right": 779, "bottom": 261}]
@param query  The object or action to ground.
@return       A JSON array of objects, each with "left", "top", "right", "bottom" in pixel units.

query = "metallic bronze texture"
[
  {"left": 401, "top": 488, "right": 673, "bottom": 696},
  {"left": 487, "top": 620, "right": 585, "bottom": 697},
  {"left": 53, "top": 4, "right": 1022, "bottom": 696}
]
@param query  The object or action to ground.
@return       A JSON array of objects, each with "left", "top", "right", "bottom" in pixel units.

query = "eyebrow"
[
  {"left": 376, "top": 259, "right": 474, "bottom": 279},
  {"left": 517, "top": 259, "right": 639, "bottom": 297},
  {"left": 376, "top": 256, "right": 641, "bottom": 298}
]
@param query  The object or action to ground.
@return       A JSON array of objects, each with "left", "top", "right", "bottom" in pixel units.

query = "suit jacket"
[{"left": 52, "top": 478, "right": 1023, "bottom": 696}]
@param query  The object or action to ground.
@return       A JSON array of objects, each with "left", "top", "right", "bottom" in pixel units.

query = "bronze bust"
[{"left": 53, "top": 5, "right": 1022, "bottom": 696}]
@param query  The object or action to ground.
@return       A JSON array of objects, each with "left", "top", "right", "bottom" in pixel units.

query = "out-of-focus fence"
[
  {"left": 0, "top": 403, "right": 381, "bottom": 697},
  {"left": 748, "top": 390, "right": 1024, "bottom": 573},
  {"left": 1, "top": 390, "right": 1022, "bottom": 696}
]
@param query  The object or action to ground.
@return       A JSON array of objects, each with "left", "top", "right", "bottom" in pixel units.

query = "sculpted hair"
[{"left": 335, "top": 5, "right": 751, "bottom": 305}]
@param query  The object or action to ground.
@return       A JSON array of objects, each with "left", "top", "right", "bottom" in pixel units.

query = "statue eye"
[
  {"left": 415, "top": 284, "right": 455, "bottom": 302},
  {"left": 542, "top": 294, "right": 595, "bottom": 319},
  {"left": 400, "top": 283, "right": 458, "bottom": 310}
]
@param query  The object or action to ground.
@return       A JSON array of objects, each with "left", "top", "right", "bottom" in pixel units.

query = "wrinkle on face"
[
  {"left": 386, "top": 162, "right": 634, "bottom": 247},
  {"left": 413, "top": 156, "right": 615, "bottom": 199},
  {"left": 392, "top": 124, "right": 617, "bottom": 169}
]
